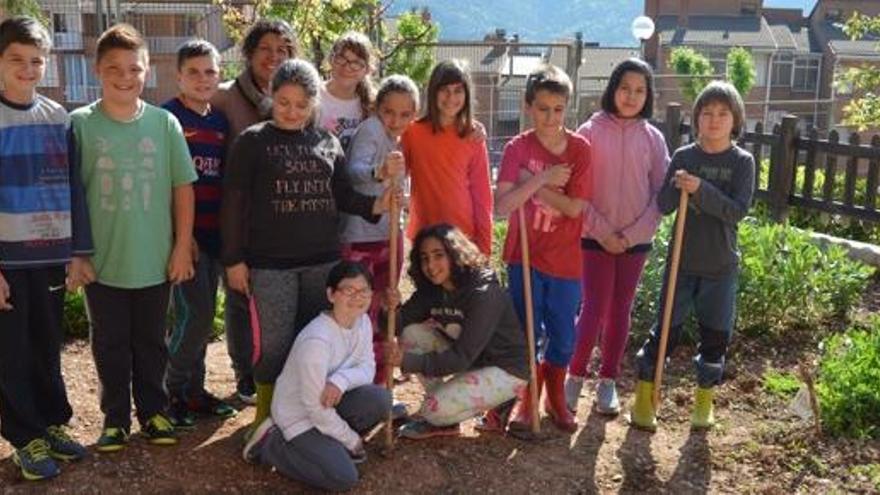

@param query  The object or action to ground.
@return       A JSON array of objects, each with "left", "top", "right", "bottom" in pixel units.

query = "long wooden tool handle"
[
  {"left": 653, "top": 188, "right": 689, "bottom": 411},
  {"left": 518, "top": 207, "right": 540, "bottom": 434},
  {"left": 385, "top": 178, "right": 401, "bottom": 449}
]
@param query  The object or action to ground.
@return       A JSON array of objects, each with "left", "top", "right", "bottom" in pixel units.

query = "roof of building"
[
  {"left": 656, "top": 15, "right": 777, "bottom": 49},
  {"left": 431, "top": 42, "right": 509, "bottom": 74},
  {"left": 768, "top": 23, "right": 817, "bottom": 53},
  {"left": 578, "top": 47, "right": 641, "bottom": 92},
  {"left": 814, "top": 20, "right": 880, "bottom": 58}
]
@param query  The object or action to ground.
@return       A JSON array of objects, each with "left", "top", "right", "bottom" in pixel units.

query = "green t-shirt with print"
[{"left": 71, "top": 101, "right": 197, "bottom": 289}]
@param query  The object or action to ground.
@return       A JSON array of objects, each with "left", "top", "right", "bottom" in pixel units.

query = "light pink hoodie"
[{"left": 577, "top": 111, "right": 670, "bottom": 246}]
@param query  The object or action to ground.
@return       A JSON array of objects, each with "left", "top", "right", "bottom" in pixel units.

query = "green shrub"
[
  {"left": 817, "top": 317, "right": 880, "bottom": 439},
  {"left": 63, "top": 290, "right": 90, "bottom": 339},
  {"left": 630, "top": 217, "right": 874, "bottom": 342},
  {"left": 762, "top": 369, "right": 802, "bottom": 398},
  {"left": 491, "top": 219, "right": 509, "bottom": 286}
]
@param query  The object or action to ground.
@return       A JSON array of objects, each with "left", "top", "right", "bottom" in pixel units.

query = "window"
[
  {"left": 147, "top": 64, "right": 158, "bottom": 88},
  {"left": 771, "top": 53, "right": 793, "bottom": 86},
  {"left": 741, "top": 0, "right": 759, "bottom": 15},
  {"left": 700, "top": 49, "right": 727, "bottom": 76},
  {"left": 52, "top": 13, "right": 68, "bottom": 33},
  {"left": 38, "top": 54, "right": 60, "bottom": 88},
  {"left": 792, "top": 58, "right": 819, "bottom": 91},
  {"left": 64, "top": 55, "right": 88, "bottom": 102}
]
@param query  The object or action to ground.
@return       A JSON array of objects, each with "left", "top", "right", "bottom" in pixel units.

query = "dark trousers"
[
  {"left": 258, "top": 385, "right": 391, "bottom": 492},
  {"left": 85, "top": 282, "right": 171, "bottom": 430},
  {"left": 166, "top": 251, "right": 221, "bottom": 398},
  {"left": 0, "top": 266, "right": 72, "bottom": 448},
  {"left": 224, "top": 287, "right": 254, "bottom": 393}
]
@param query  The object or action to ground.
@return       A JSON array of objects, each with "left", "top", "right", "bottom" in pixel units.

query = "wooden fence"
[{"left": 654, "top": 103, "right": 880, "bottom": 224}]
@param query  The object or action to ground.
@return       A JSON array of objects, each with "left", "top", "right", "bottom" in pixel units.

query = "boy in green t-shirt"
[{"left": 70, "top": 23, "right": 197, "bottom": 453}]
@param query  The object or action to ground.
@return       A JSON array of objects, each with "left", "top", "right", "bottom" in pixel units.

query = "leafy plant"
[
  {"left": 630, "top": 217, "right": 874, "bottom": 343},
  {"left": 63, "top": 290, "right": 90, "bottom": 339},
  {"left": 726, "top": 47, "right": 757, "bottom": 98},
  {"left": 838, "top": 12, "right": 880, "bottom": 131},
  {"left": 762, "top": 369, "right": 801, "bottom": 398},
  {"left": 817, "top": 317, "right": 880, "bottom": 439},
  {"left": 668, "top": 47, "right": 714, "bottom": 104}
]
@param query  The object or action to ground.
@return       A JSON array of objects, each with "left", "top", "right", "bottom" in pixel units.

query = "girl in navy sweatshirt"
[{"left": 385, "top": 224, "right": 529, "bottom": 439}]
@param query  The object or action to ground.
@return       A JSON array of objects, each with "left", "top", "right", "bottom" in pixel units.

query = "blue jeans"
[
  {"left": 636, "top": 269, "right": 738, "bottom": 387},
  {"left": 506, "top": 264, "right": 581, "bottom": 368}
]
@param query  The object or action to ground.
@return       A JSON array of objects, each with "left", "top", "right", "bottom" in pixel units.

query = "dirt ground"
[
  {"left": 2, "top": 280, "right": 880, "bottom": 494},
  {"left": 1, "top": 332, "right": 878, "bottom": 495}
]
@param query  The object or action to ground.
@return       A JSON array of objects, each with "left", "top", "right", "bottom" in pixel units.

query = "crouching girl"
[{"left": 385, "top": 224, "right": 528, "bottom": 439}]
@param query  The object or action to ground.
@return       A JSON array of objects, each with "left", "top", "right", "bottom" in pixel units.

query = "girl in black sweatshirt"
[
  {"left": 385, "top": 224, "right": 528, "bottom": 440},
  {"left": 221, "top": 59, "right": 391, "bottom": 430}
]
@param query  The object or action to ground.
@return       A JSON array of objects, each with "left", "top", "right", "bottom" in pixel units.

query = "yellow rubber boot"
[
  {"left": 629, "top": 380, "right": 657, "bottom": 431},
  {"left": 690, "top": 387, "right": 715, "bottom": 429},
  {"left": 251, "top": 382, "right": 275, "bottom": 433}
]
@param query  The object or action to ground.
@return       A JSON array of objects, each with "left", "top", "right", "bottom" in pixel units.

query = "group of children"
[{"left": 0, "top": 12, "right": 755, "bottom": 491}]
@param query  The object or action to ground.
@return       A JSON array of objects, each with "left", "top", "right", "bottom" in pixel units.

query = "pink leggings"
[{"left": 568, "top": 248, "right": 649, "bottom": 379}]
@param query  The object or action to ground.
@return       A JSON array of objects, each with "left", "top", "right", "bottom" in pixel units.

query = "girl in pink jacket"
[{"left": 565, "top": 59, "right": 669, "bottom": 415}]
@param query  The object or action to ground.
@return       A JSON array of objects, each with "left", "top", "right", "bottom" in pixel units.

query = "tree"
[
  {"left": 726, "top": 46, "right": 756, "bottom": 98},
  {"left": 214, "top": 0, "right": 438, "bottom": 84},
  {"left": 1, "top": 0, "right": 48, "bottom": 25},
  {"left": 837, "top": 12, "right": 880, "bottom": 131},
  {"left": 668, "top": 47, "right": 713, "bottom": 103},
  {"left": 380, "top": 9, "right": 437, "bottom": 85}
]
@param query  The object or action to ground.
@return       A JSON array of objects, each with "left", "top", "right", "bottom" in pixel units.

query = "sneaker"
[
  {"left": 168, "top": 397, "right": 196, "bottom": 431},
  {"left": 398, "top": 420, "right": 461, "bottom": 440},
  {"left": 474, "top": 399, "right": 516, "bottom": 434},
  {"left": 142, "top": 414, "right": 178, "bottom": 446},
  {"left": 242, "top": 417, "right": 274, "bottom": 464},
  {"left": 188, "top": 392, "right": 238, "bottom": 419},
  {"left": 45, "top": 425, "right": 87, "bottom": 462},
  {"left": 595, "top": 379, "right": 620, "bottom": 415},
  {"left": 349, "top": 446, "right": 367, "bottom": 465},
  {"left": 564, "top": 374, "right": 585, "bottom": 413},
  {"left": 96, "top": 427, "right": 129, "bottom": 453},
  {"left": 13, "top": 438, "right": 60, "bottom": 481},
  {"left": 237, "top": 378, "right": 257, "bottom": 405}
]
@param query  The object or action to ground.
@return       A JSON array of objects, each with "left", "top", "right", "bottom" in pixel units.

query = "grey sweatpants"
[
  {"left": 258, "top": 385, "right": 391, "bottom": 492},
  {"left": 250, "top": 262, "right": 335, "bottom": 383}
]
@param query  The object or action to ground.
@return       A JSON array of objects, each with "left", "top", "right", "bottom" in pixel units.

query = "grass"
[{"left": 762, "top": 369, "right": 802, "bottom": 399}]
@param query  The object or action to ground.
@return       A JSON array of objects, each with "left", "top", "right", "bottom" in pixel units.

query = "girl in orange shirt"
[{"left": 401, "top": 60, "right": 493, "bottom": 256}]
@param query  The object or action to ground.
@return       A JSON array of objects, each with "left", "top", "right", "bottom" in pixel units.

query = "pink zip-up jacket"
[{"left": 577, "top": 111, "right": 670, "bottom": 247}]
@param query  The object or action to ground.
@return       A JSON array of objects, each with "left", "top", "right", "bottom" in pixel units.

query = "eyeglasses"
[
  {"left": 331, "top": 54, "right": 367, "bottom": 72},
  {"left": 336, "top": 286, "right": 373, "bottom": 299}
]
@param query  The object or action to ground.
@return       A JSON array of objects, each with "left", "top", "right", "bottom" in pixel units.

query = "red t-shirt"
[{"left": 498, "top": 130, "right": 591, "bottom": 279}]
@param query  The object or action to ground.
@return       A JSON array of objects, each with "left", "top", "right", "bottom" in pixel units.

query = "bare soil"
[{"left": 2, "top": 277, "right": 880, "bottom": 494}]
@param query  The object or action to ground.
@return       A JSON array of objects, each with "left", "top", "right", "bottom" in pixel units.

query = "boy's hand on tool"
[{"left": 673, "top": 170, "right": 701, "bottom": 194}]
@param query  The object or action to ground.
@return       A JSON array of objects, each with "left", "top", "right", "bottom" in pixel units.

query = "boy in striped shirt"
[{"left": 0, "top": 16, "right": 94, "bottom": 481}]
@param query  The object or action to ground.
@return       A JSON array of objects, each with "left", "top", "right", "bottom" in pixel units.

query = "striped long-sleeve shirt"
[{"left": 0, "top": 94, "right": 93, "bottom": 269}]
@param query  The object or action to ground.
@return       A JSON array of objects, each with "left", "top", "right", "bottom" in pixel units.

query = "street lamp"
[{"left": 631, "top": 15, "right": 655, "bottom": 60}]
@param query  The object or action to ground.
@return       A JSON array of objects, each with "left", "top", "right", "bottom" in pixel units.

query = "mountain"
[
  {"left": 390, "top": 0, "right": 643, "bottom": 46},
  {"left": 389, "top": 0, "right": 819, "bottom": 45}
]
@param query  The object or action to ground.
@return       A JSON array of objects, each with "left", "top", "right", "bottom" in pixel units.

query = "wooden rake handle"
[
  {"left": 384, "top": 177, "right": 401, "bottom": 449},
  {"left": 518, "top": 207, "right": 541, "bottom": 434},
  {"left": 652, "top": 188, "right": 689, "bottom": 412}
]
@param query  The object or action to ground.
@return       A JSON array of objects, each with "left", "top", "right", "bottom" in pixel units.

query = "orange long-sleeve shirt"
[{"left": 401, "top": 121, "right": 493, "bottom": 255}]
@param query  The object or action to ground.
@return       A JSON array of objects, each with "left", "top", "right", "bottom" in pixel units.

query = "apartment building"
[
  {"left": 644, "top": 0, "right": 880, "bottom": 133},
  {"left": 1, "top": 0, "right": 230, "bottom": 110}
]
